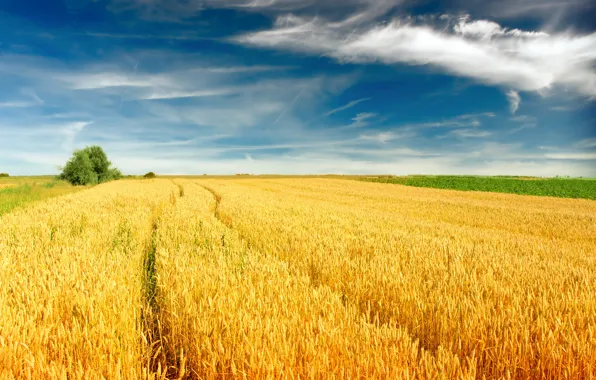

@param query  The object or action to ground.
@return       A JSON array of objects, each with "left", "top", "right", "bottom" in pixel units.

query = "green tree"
[
  {"left": 59, "top": 150, "right": 98, "bottom": 186},
  {"left": 109, "top": 167, "right": 123, "bottom": 180},
  {"left": 85, "top": 145, "right": 113, "bottom": 183},
  {"left": 59, "top": 146, "right": 122, "bottom": 186}
]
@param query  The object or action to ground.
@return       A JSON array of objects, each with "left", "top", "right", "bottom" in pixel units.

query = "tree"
[
  {"left": 0, "top": 173, "right": 9, "bottom": 177},
  {"left": 59, "top": 150, "right": 98, "bottom": 186},
  {"left": 144, "top": 172, "right": 157, "bottom": 179},
  {"left": 109, "top": 167, "right": 123, "bottom": 181},
  {"left": 59, "top": 146, "right": 122, "bottom": 186},
  {"left": 85, "top": 145, "right": 112, "bottom": 183}
]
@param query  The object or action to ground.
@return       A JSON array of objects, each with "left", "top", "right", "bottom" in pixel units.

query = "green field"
[
  {"left": 362, "top": 175, "right": 596, "bottom": 200},
  {"left": 0, "top": 177, "right": 82, "bottom": 216}
]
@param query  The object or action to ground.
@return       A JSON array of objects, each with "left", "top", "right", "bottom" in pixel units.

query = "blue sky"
[{"left": 0, "top": 0, "right": 595, "bottom": 176}]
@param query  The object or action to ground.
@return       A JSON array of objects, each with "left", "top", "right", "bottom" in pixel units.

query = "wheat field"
[{"left": 0, "top": 178, "right": 595, "bottom": 379}]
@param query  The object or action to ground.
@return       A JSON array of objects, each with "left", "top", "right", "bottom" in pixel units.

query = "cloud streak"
[
  {"left": 273, "top": 87, "right": 307, "bottom": 124},
  {"left": 507, "top": 90, "right": 521, "bottom": 113},
  {"left": 60, "top": 121, "right": 93, "bottom": 150},
  {"left": 235, "top": 14, "right": 596, "bottom": 97},
  {"left": 324, "top": 97, "right": 371, "bottom": 116}
]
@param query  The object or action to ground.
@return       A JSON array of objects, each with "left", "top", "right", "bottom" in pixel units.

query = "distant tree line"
[
  {"left": 59, "top": 146, "right": 122, "bottom": 186},
  {"left": 0, "top": 173, "right": 9, "bottom": 177}
]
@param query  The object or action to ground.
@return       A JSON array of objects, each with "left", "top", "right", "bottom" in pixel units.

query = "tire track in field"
[
  {"left": 198, "top": 184, "right": 222, "bottom": 219},
  {"left": 197, "top": 183, "right": 234, "bottom": 237},
  {"left": 195, "top": 181, "right": 449, "bottom": 358},
  {"left": 142, "top": 182, "right": 185, "bottom": 379},
  {"left": 141, "top": 209, "right": 162, "bottom": 375},
  {"left": 196, "top": 182, "right": 380, "bottom": 320}
]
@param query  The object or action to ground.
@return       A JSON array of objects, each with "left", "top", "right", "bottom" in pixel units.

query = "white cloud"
[
  {"left": 56, "top": 64, "right": 324, "bottom": 102},
  {"left": 83, "top": 32, "right": 212, "bottom": 40},
  {"left": 508, "top": 123, "right": 536, "bottom": 134},
  {"left": 60, "top": 121, "right": 93, "bottom": 150},
  {"left": 474, "top": 0, "right": 592, "bottom": 20},
  {"left": 109, "top": 0, "right": 402, "bottom": 23},
  {"left": 324, "top": 97, "right": 371, "bottom": 116},
  {"left": 21, "top": 89, "right": 45, "bottom": 104},
  {"left": 506, "top": 90, "right": 521, "bottom": 113},
  {"left": 349, "top": 112, "right": 377, "bottom": 127},
  {"left": 0, "top": 102, "right": 36, "bottom": 108},
  {"left": 359, "top": 131, "right": 395, "bottom": 143},
  {"left": 576, "top": 138, "right": 596, "bottom": 149},
  {"left": 511, "top": 115, "right": 535, "bottom": 122},
  {"left": 404, "top": 112, "right": 488, "bottom": 129},
  {"left": 458, "top": 112, "right": 496, "bottom": 119},
  {"left": 60, "top": 72, "right": 174, "bottom": 90},
  {"left": 273, "top": 87, "right": 307, "bottom": 124},
  {"left": 0, "top": 89, "right": 45, "bottom": 108},
  {"left": 448, "top": 128, "right": 492, "bottom": 138},
  {"left": 453, "top": 18, "right": 505, "bottom": 39},
  {"left": 236, "top": 14, "right": 596, "bottom": 97},
  {"left": 453, "top": 16, "right": 549, "bottom": 39},
  {"left": 550, "top": 105, "right": 572, "bottom": 111},
  {"left": 205, "top": 65, "right": 294, "bottom": 73},
  {"left": 139, "top": 88, "right": 237, "bottom": 100},
  {"left": 545, "top": 152, "right": 596, "bottom": 160},
  {"left": 143, "top": 97, "right": 286, "bottom": 130}
]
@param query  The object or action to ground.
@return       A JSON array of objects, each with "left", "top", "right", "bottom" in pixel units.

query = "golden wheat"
[
  {"left": 1, "top": 177, "right": 594, "bottom": 379},
  {"left": 150, "top": 180, "right": 476, "bottom": 378},
  {"left": 0, "top": 179, "right": 178, "bottom": 379},
  {"left": 195, "top": 178, "right": 596, "bottom": 379}
]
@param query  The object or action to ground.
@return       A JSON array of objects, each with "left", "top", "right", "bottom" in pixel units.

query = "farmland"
[
  {"left": 363, "top": 175, "right": 596, "bottom": 200},
  {"left": 0, "top": 176, "right": 81, "bottom": 216},
  {"left": 1, "top": 178, "right": 595, "bottom": 378}
]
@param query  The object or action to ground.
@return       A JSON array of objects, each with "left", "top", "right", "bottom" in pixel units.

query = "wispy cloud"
[
  {"left": 57, "top": 65, "right": 305, "bottom": 101},
  {"left": 458, "top": 112, "right": 496, "bottom": 119},
  {"left": 205, "top": 65, "right": 295, "bottom": 73},
  {"left": 108, "top": 0, "right": 403, "bottom": 23},
  {"left": 273, "top": 87, "right": 307, "bottom": 124},
  {"left": 59, "top": 72, "right": 175, "bottom": 90},
  {"left": 404, "top": 113, "right": 491, "bottom": 129},
  {"left": 0, "top": 101, "right": 36, "bottom": 108},
  {"left": 359, "top": 131, "right": 409, "bottom": 143},
  {"left": 511, "top": 115, "right": 535, "bottom": 122},
  {"left": 83, "top": 32, "right": 213, "bottom": 41},
  {"left": 323, "top": 97, "right": 371, "bottom": 117},
  {"left": 60, "top": 121, "right": 93, "bottom": 150},
  {"left": 550, "top": 105, "right": 571, "bottom": 111},
  {"left": 139, "top": 88, "right": 238, "bottom": 100},
  {"left": 235, "top": 14, "right": 596, "bottom": 97},
  {"left": 506, "top": 90, "right": 521, "bottom": 114},
  {"left": 508, "top": 123, "right": 537, "bottom": 134},
  {"left": 549, "top": 104, "right": 585, "bottom": 112},
  {"left": 467, "top": 0, "right": 594, "bottom": 21},
  {"left": 361, "top": 133, "right": 393, "bottom": 143},
  {"left": 0, "top": 89, "right": 45, "bottom": 108},
  {"left": 544, "top": 152, "right": 596, "bottom": 160},
  {"left": 344, "top": 112, "right": 377, "bottom": 129},
  {"left": 576, "top": 138, "right": 596, "bottom": 149},
  {"left": 445, "top": 128, "right": 492, "bottom": 138},
  {"left": 538, "top": 145, "right": 559, "bottom": 151}
]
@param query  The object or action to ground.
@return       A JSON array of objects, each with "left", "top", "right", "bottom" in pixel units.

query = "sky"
[{"left": 0, "top": 0, "right": 595, "bottom": 176}]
